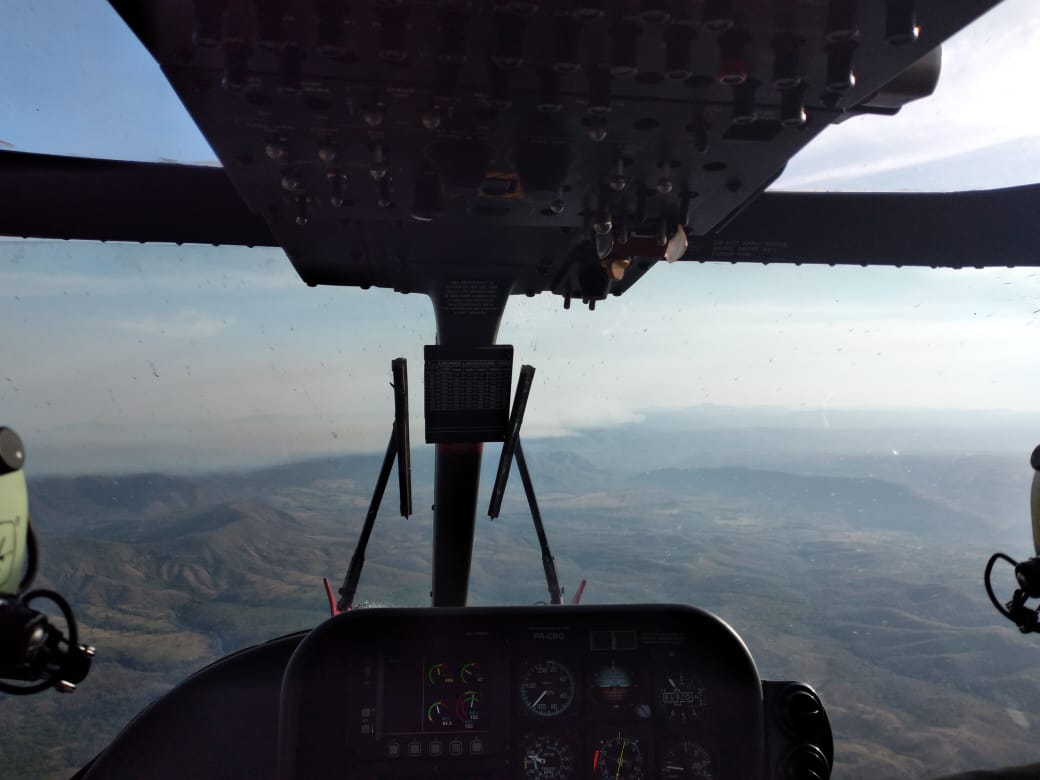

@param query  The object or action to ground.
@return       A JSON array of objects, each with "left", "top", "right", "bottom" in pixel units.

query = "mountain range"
[{"left": 3, "top": 418, "right": 1040, "bottom": 778}]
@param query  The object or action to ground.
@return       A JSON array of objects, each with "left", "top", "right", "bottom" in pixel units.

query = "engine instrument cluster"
[{"left": 277, "top": 605, "right": 832, "bottom": 779}]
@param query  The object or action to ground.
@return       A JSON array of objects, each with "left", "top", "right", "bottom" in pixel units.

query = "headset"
[
  {"left": 0, "top": 426, "right": 93, "bottom": 695},
  {"left": 985, "top": 446, "right": 1040, "bottom": 634}
]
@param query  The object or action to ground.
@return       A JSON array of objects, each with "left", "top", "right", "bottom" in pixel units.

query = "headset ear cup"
[
  {"left": 0, "top": 460, "right": 29, "bottom": 595},
  {"left": 1031, "top": 445, "right": 1040, "bottom": 557}
]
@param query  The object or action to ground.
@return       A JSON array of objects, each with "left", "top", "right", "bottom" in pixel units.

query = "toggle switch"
[
  {"left": 552, "top": 16, "right": 582, "bottom": 74},
  {"left": 437, "top": 3, "right": 470, "bottom": 61},
  {"left": 664, "top": 24, "right": 694, "bottom": 80},
  {"left": 221, "top": 42, "right": 250, "bottom": 92},
  {"left": 825, "top": 42, "right": 856, "bottom": 92},
  {"left": 571, "top": 1, "right": 604, "bottom": 22},
  {"left": 376, "top": 177, "right": 392, "bottom": 209},
  {"left": 638, "top": 0, "right": 671, "bottom": 24},
  {"left": 193, "top": 0, "right": 227, "bottom": 47},
  {"left": 538, "top": 67, "right": 563, "bottom": 112},
  {"left": 369, "top": 144, "right": 388, "bottom": 181},
  {"left": 377, "top": 3, "right": 409, "bottom": 64},
  {"left": 606, "top": 158, "right": 627, "bottom": 192},
  {"left": 277, "top": 45, "right": 304, "bottom": 94},
  {"left": 588, "top": 67, "right": 612, "bottom": 114},
  {"left": 780, "top": 85, "right": 807, "bottom": 127},
  {"left": 731, "top": 82, "right": 757, "bottom": 125},
  {"left": 492, "top": 12, "right": 526, "bottom": 69},
  {"left": 772, "top": 35, "right": 802, "bottom": 89},
  {"left": 327, "top": 171, "right": 346, "bottom": 207},
  {"left": 411, "top": 168, "right": 443, "bottom": 221},
  {"left": 315, "top": 0, "right": 349, "bottom": 57},
  {"left": 885, "top": 0, "right": 919, "bottom": 45},
  {"left": 609, "top": 19, "right": 641, "bottom": 77},
  {"left": 703, "top": 0, "right": 734, "bottom": 34},
  {"left": 718, "top": 29, "right": 749, "bottom": 86},
  {"left": 294, "top": 194, "right": 309, "bottom": 226},
  {"left": 488, "top": 64, "right": 513, "bottom": 109},
  {"left": 825, "top": 0, "right": 859, "bottom": 42},
  {"left": 254, "top": 0, "right": 287, "bottom": 50}
]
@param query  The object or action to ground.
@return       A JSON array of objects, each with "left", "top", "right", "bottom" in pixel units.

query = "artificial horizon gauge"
[
  {"left": 592, "top": 734, "right": 643, "bottom": 780},
  {"left": 659, "top": 741, "right": 713, "bottom": 780},
  {"left": 659, "top": 670, "right": 706, "bottom": 723},
  {"left": 519, "top": 660, "right": 575, "bottom": 717},
  {"left": 592, "top": 660, "right": 634, "bottom": 707},
  {"left": 519, "top": 733, "right": 576, "bottom": 780}
]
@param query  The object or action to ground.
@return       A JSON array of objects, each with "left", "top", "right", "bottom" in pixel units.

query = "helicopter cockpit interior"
[{"left": 3, "top": 1, "right": 1040, "bottom": 778}]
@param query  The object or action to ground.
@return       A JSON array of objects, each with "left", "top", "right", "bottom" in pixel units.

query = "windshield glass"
[{"left": 4, "top": 242, "right": 1040, "bottom": 777}]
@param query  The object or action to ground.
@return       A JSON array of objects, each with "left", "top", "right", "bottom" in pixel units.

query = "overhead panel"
[{"left": 111, "top": 0, "right": 1001, "bottom": 306}]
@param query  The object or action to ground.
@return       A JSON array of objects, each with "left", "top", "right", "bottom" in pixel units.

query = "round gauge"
[
  {"left": 660, "top": 670, "right": 706, "bottom": 722},
  {"left": 427, "top": 662, "right": 453, "bottom": 685},
  {"left": 456, "top": 690, "right": 481, "bottom": 722},
  {"left": 520, "top": 660, "right": 575, "bottom": 717},
  {"left": 593, "top": 661, "right": 634, "bottom": 706},
  {"left": 592, "top": 734, "right": 643, "bottom": 780},
  {"left": 425, "top": 699, "right": 455, "bottom": 728},
  {"left": 519, "top": 733, "right": 576, "bottom": 780},
  {"left": 460, "top": 661, "right": 484, "bottom": 685},
  {"left": 660, "top": 741, "right": 713, "bottom": 779}
]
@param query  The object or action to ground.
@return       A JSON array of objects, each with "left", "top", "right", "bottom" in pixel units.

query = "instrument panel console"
[{"left": 278, "top": 604, "right": 832, "bottom": 779}]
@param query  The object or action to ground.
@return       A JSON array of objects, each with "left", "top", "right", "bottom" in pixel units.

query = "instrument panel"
[{"left": 277, "top": 605, "right": 832, "bottom": 779}]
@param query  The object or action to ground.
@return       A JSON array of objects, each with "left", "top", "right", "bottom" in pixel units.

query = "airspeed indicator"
[{"left": 520, "top": 660, "right": 575, "bottom": 717}]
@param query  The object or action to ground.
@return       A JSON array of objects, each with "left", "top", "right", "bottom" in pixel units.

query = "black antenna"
[
  {"left": 488, "top": 365, "right": 563, "bottom": 605},
  {"left": 337, "top": 359, "right": 412, "bottom": 612}
]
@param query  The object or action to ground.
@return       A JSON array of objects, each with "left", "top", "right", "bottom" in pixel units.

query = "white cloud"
[
  {"left": 107, "top": 310, "right": 234, "bottom": 339},
  {"left": 775, "top": 0, "right": 1040, "bottom": 192}
]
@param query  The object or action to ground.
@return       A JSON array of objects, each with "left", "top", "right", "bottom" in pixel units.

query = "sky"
[{"left": 1, "top": 1, "right": 1040, "bottom": 474}]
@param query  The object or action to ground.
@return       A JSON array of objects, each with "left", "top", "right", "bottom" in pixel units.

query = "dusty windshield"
[
  {"left": 3, "top": 242, "right": 1040, "bottom": 777},
  {"left": 2, "top": 2, "right": 1040, "bottom": 780}
]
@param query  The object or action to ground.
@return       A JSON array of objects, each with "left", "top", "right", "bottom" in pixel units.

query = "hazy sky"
[{"left": 1, "top": 1, "right": 1039, "bottom": 474}]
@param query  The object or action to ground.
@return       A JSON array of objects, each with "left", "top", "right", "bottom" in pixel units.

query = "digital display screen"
[{"left": 381, "top": 655, "right": 491, "bottom": 736}]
